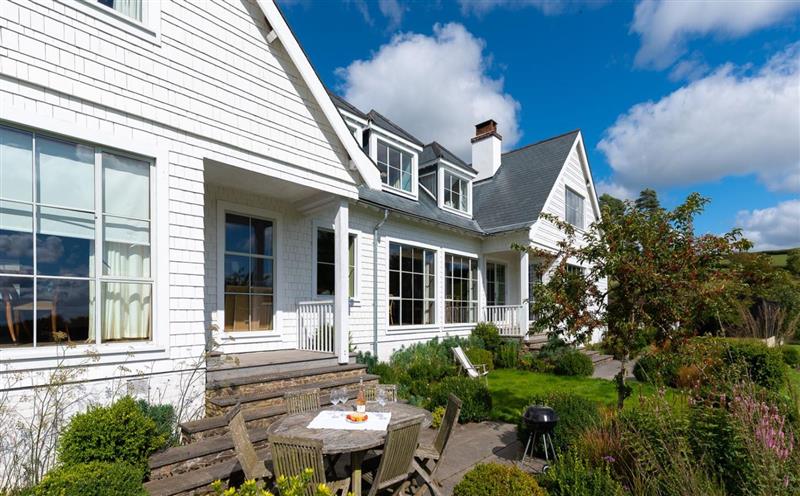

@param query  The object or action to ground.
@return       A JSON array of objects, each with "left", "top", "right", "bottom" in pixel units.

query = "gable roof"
[
  {"left": 473, "top": 130, "right": 580, "bottom": 234},
  {"left": 420, "top": 142, "right": 477, "bottom": 175},
  {"left": 256, "top": 0, "right": 381, "bottom": 190},
  {"left": 366, "top": 110, "right": 424, "bottom": 147}
]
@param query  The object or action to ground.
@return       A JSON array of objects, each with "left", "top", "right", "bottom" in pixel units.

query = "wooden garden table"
[{"left": 266, "top": 401, "right": 432, "bottom": 496}]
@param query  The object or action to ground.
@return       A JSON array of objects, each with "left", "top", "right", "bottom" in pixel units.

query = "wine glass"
[
  {"left": 330, "top": 389, "right": 341, "bottom": 406},
  {"left": 376, "top": 388, "right": 387, "bottom": 408}
]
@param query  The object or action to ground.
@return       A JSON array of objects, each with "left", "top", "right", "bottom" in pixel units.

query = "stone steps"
[
  {"left": 207, "top": 350, "right": 356, "bottom": 383},
  {"left": 520, "top": 333, "right": 549, "bottom": 352},
  {"left": 145, "top": 351, "right": 377, "bottom": 495},
  {"left": 582, "top": 349, "right": 614, "bottom": 365},
  {"left": 206, "top": 373, "right": 379, "bottom": 416},
  {"left": 205, "top": 363, "right": 369, "bottom": 413}
]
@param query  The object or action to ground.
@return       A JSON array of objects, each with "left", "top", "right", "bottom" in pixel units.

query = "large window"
[
  {"left": 566, "top": 187, "right": 584, "bottom": 229},
  {"left": 0, "top": 125, "right": 152, "bottom": 348},
  {"left": 486, "top": 262, "right": 506, "bottom": 306},
  {"left": 223, "top": 214, "right": 274, "bottom": 331},
  {"left": 443, "top": 172, "right": 469, "bottom": 213},
  {"left": 316, "top": 229, "right": 357, "bottom": 298},
  {"left": 445, "top": 254, "right": 478, "bottom": 324},
  {"left": 377, "top": 141, "right": 413, "bottom": 193},
  {"left": 389, "top": 242, "right": 435, "bottom": 326}
]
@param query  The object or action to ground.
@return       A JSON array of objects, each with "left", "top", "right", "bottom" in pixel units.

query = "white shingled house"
[{"left": 0, "top": 0, "right": 603, "bottom": 426}]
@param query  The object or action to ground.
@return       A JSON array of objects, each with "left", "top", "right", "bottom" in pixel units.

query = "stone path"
[
  {"left": 428, "top": 421, "right": 547, "bottom": 495},
  {"left": 592, "top": 357, "right": 636, "bottom": 380}
]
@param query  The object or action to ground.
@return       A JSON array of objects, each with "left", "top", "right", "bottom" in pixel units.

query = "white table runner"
[{"left": 307, "top": 410, "right": 392, "bottom": 431}]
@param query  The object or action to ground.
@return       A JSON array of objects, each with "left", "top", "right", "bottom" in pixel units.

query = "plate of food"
[{"left": 346, "top": 412, "right": 368, "bottom": 423}]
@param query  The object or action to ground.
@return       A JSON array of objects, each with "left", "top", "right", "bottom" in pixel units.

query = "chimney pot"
[{"left": 475, "top": 119, "right": 497, "bottom": 138}]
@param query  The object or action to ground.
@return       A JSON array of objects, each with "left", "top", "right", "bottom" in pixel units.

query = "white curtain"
[
  {"left": 102, "top": 242, "right": 150, "bottom": 341},
  {"left": 113, "top": 0, "right": 143, "bottom": 22}
]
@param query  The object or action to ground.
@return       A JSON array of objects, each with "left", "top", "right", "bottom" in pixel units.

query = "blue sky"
[{"left": 279, "top": 0, "right": 800, "bottom": 250}]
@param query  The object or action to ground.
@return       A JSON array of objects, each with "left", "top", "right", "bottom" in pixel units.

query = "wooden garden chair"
[
  {"left": 452, "top": 346, "right": 489, "bottom": 384},
  {"left": 364, "top": 384, "right": 398, "bottom": 403},
  {"left": 225, "top": 403, "right": 272, "bottom": 486},
  {"left": 285, "top": 388, "right": 321, "bottom": 415},
  {"left": 269, "top": 435, "right": 351, "bottom": 496},
  {"left": 359, "top": 415, "right": 434, "bottom": 496},
  {"left": 412, "top": 394, "right": 462, "bottom": 496}
]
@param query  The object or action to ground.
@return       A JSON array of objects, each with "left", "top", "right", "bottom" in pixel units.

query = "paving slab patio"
[{"left": 431, "top": 421, "right": 547, "bottom": 495}]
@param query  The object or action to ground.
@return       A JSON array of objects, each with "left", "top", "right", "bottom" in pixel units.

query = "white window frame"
[
  {"left": 369, "top": 132, "right": 419, "bottom": 200},
  {"left": 437, "top": 162, "right": 474, "bottom": 218},
  {"left": 70, "top": 0, "right": 162, "bottom": 44},
  {"left": 0, "top": 124, "right": 157, "bottom": 352},
  {"left": 215, "top": 202, "right": 283, "bottom": 341},
  {"left": 485, "top": 261, "right": 507, "bottom": 306},
  {"left": 386, "top": 238, "right": 437, "bottom": 330},
  {"left": 443, "top": 252, "right": 479, "bottom": 325},
  {"left": 311, "top": 224, "right": 359, "bottom": 300},
  {"left": 565, "top": 187, "right": 585, "bottom": 229}
]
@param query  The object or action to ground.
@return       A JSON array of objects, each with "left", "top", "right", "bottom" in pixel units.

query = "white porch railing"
[
  {"left": 297, "top": 300, "right": 335, "bottom": 353},
  {"left": 484, "top": 305, "right": 525, "bottom": 336}
]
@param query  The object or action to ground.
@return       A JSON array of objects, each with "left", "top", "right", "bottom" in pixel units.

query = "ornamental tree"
[{"left": 519, "top": 192, "right": 751, "bottom": 408}]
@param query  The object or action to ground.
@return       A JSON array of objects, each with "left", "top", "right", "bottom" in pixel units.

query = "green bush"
[
  {"left": 355, "top": 351, "right": 379, "bottom": 373},
  {"left": 27, "top": 461, "right": 146, "bottom": 496},
  {"left": 519, "top": 352, "right": 554, "bottom": 373},
  {"left": 553, "top": 350, "right": 594, "bottom": 377},
  {"left": 466, "top": 347, "right": 494, "bottom": 372},
  {"left": 389, "top": 338, "right": 460, "bottom": 400},
  {"left": 633, "top": 349, "right": 681, "bottom": 385},
  {"left": 430, "top": 376, "right": 492, "bottom": 423},
  {"left": 494, "top": 340, "right": 520, "bottom": 369},
  {"left": 453, "top": 463, "right": 545, "bottom": 496},
  {"left": 136, "top": 399, "right": 177, "bottom": 448},
  {"left": 58, "top": 396, "right": 166, "bottom": 470},
  {"left": 472, "top": 322, "right": 502, "bottom": 352},
  {"left": 431, "top": 406, "right": 446, "bottom": 430},
  {"left": 518, "top": 392, "right": 600, "bottom": 453},
  {"left": 688, "top": 402, "right": 755, "bottom": 496},
  {"left": 782, "top": 346, "right": 800, "bottom": 368},
  {"left": 718, "top": 338, "right": 785, "bottom": 391},
  {"left": 539, "top": 450, "right": 624, "bottom": 496}
]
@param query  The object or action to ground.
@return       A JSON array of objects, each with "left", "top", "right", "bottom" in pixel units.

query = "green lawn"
[{"left": 487, "top": 368, "right": 666, "bottom": 422}]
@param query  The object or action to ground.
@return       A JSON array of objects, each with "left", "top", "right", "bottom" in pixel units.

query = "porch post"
[
  {"left": 334, "top": 201, "right": 350, "bottom": 364},
  {"left": 477, "top": 256, "right": 487, "bottom": 323},
  {"left": 519, "top": 250, "right": 529, "bottom": 338}
]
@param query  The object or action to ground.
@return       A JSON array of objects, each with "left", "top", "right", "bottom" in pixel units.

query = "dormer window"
[
  {"left": 377, "top": 140, "right": 413, "bottom": 193},
  {"left": 443, "top": 171, "right": 469, "bottom": 213}
]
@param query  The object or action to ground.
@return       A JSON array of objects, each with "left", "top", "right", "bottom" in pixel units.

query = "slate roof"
[
  {"left": 327, "top": 90, "right": 368, "bottom": 120},
  {"left": 472, "top": 130, "right": 579, "bottom": 234},
  {"left": 366, "top": 110, "right": 424, "bottom": 147},
  {"left": 420, "top": 142, "right": 477, "bottom": 175},
  {"left": 358, "top": 186, "right": 483, "bottom": 234}
]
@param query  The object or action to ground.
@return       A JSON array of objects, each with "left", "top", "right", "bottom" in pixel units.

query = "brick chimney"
[{"left": 471, "top": 119, "right": 502, "bottom": 181}]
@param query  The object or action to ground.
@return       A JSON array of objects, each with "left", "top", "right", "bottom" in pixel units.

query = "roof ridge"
[{"left": 501, "top": 129, "right": 581, "bottom": 157}]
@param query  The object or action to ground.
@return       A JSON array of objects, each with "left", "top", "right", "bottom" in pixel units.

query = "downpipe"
[{"left": 372, "top": 209, "right": 389, "bottom": 358}]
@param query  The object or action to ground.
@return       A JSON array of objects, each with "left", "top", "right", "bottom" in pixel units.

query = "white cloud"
[
  {"left": 632, "top": 0, "right": 800, "bottom": 69},
  {"left": 736, "top": 200, "right": 800, "bottom": 250},
  {"left": 667, "top": 53, "right": 710, "bottom": 82},
  {"left": 336, "top": 23, "right": 522, "bottom": 159},
  {"left": 595, "top": 180, "right": 637, "bottom": 200},
  {"left": 597, "top": 42, "right": 800, "bottom": 194},
  {"left": 459, "top": 0, "right": 606, "bottom": 16},
  {"left": 378, "top": 0, "right": 405, "bottom": 31}
]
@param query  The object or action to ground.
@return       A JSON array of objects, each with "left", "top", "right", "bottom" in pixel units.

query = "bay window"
[
  {"left": 223, "top": 214, "right": 274, "bottom": 331},
  {"left": 443, "top": 171, "right": 469, "bottom": 213},
  {"left": 0, "top": 125, "right": 153, "bottom": 348},
  {"left": 388, "top": 242, "right": 435, "bottom": 326},
  {"left": 445, "top": 253, "right": 478, "bottom": 324},
  {"left": 377, "top": 141, "right": 413, "bottom": 193}
]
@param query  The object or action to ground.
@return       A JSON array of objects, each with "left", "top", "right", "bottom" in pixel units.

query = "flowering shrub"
[{"left": 212, "top": 469, "right": 350, "bottom": 496}]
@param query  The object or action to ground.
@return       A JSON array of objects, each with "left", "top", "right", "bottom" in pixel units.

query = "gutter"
[{"left": 372, "top": 209, "right": 390, "bottom": 358}]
